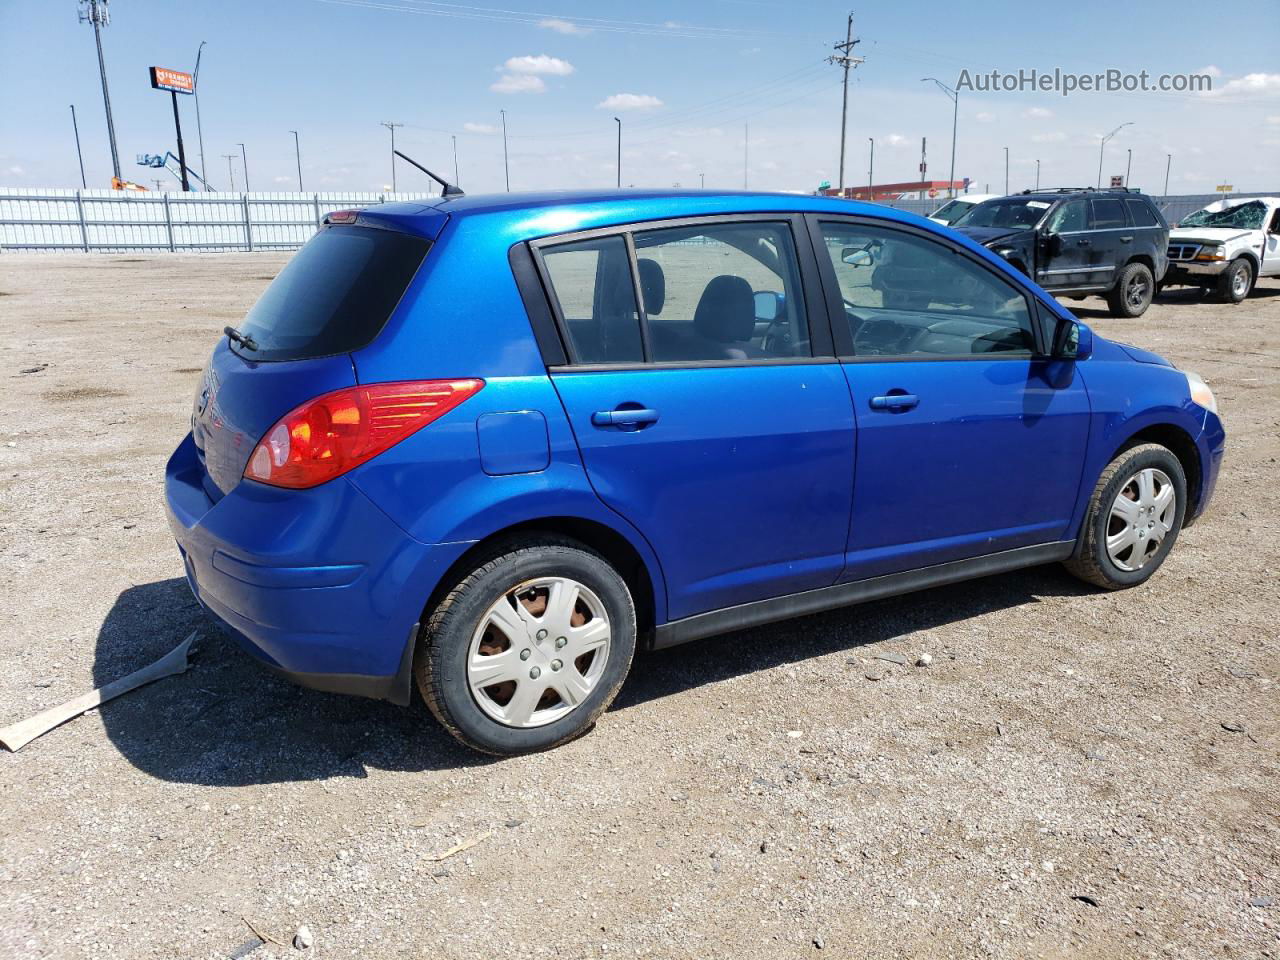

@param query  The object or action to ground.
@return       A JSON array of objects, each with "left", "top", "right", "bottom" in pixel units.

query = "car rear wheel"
[
  {"left": 1063, "top": 443, "right": 1186, "bottom": 590},
  {"left": 416, "top": 537, "right": 636, "bottom": 755},
  {"left": 1216, "top": 257, "right": 1253, "bottom": 304},
  {"left": 1106, "top": 262, "right": 1155, "bottom": 318}
]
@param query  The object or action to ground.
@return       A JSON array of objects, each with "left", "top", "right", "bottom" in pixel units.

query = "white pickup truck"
[{"left": 1162, "top": 196, "right": 1280, "bottom": 302}]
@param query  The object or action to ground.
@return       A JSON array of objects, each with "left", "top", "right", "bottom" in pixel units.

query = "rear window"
[
  {"left": 234, "top": 225, "right": 430, "bottom": 361},
  {"left": 1125, "top": 199, "right": 1159, "bottom": 227}
]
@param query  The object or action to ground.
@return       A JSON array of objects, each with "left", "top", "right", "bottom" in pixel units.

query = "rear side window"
[
  {"left": 539, "top": 235, "right": 643, "bottom": 364},
  {"left": 1125, "top": 199, "right": 1158, "bottom": 226},
  {"left": 237, "top": 225, "right": 429, "bottom": 361},
  {"left": 1090, "top": 198, "right": 1127, "bottom": 229}
]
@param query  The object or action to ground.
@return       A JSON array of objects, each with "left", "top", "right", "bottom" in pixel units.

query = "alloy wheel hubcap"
[
  {"left": 1127, "top": 276, "right": 1150, "bottom": 307},
  {"left": 1106, "top": 467, "right": 1175, "bottom": 572},
  {"left": 467, "top": 577, "right": 611, "bottom": 728},
  {"left": 1233, "top": 267, "right": 1249, "bottom": 297}
]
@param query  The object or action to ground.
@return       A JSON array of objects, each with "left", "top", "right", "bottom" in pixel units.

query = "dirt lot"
[{"left": 0, "top": 254, "right": 1276, "bottom": 960}]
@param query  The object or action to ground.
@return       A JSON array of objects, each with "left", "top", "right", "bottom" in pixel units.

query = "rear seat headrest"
[{"left": 637, "top": 257, "right": 665, "bottom": 315}]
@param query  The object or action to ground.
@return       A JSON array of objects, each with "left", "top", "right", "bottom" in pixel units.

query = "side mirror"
[
  {"left": 754, "top": 290, "right": 781, "bottom": 322},
  {"left": 1043, "top": 233, "right": 1064, "bottom": 257},
  {"left": 1053, "top": 319, "right": 1093, "bottom": 360},
  {"left": 842, "top": 246, "right": 874, "bottom": 267}
]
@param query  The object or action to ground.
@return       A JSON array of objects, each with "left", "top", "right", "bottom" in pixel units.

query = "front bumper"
[
  {"left": 165, "top": 433, "right": 473, "bottom": 703},
  {"left": 1189, "top": 409, "right": 1226, "bottom": 525},
  {"left": 1165, "top": 261, "right": 1229, "bottom": 282}
]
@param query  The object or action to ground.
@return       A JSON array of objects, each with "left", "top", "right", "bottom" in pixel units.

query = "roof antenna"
[{"left": 393, "top": 149, "right": 465, "bottom": 198}]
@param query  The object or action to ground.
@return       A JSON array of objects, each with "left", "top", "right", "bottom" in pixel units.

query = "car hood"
[
  {"left": 1168, "top": 226, "right": 1254, "bottom": 244},
  {"left": 953, "top": 226, "right": 1031, "bottom": 247},
  {"left": 1115, "top": 341, "right": 1174, "bottom": 367}
]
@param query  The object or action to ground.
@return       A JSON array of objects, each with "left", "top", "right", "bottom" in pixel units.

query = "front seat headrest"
[
  {"left": 637, "top": 257, "right": 665, "bottom": 315},
  {"left": 693, "top": 275, "right": 755, "bottom": 343}
]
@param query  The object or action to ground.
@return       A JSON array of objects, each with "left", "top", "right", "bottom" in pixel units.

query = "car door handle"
[
  {"left": 1076, "top": 238, "right": 1091, "bottom": 246},
  {"left": 591, "top": 408, "right": 660, "bottom": 428},
  {"left": 1119, "top": 235, "right": 1133, "bottom": 243},
  {"left": 869, "top": 393, "right": 918, "bottom": 411}
]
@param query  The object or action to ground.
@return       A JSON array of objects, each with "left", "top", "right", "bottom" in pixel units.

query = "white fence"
[{"left": 0, "top": 189, "right": 436, "bottom": 253}]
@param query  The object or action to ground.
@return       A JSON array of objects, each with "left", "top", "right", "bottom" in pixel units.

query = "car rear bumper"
[{"left": 165, "top": 433, "right": 473, "bottom": 703}]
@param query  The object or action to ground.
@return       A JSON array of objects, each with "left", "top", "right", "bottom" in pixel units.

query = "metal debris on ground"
[
  {"left": 0, "top": 632, "right": 196, "bottom": 752},
  {"left": 243, "top": 917, "right": 285, "bottom": 946}
]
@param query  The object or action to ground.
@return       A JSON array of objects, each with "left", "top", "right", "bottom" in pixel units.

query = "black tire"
[
  {"left": 416, "top": 536, "right": 636, "bottom": 756},
  {"left": 1063, "top": 443, "right": 1187, "bottom": 590},
  {"left": 1106, "top": 262, "right": 1155, "bottom": 318},
  {"left": 1215, "top": 257, "right": 1253, "bottom": 304}
]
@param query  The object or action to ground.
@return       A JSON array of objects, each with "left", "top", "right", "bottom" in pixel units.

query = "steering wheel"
[{"left": 761, "top": 316, "right": 797, "bottom": 355}]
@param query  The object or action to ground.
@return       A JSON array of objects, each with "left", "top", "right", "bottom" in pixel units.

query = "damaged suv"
[{"left": 953, "top": 188, "right": 1169, "bottom": 318}]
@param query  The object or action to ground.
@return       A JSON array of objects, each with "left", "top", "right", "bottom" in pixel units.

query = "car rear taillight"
[
  {"left": 244, "top": 379, "right": 484, "bottom": 489},
  {"left": 324, "top": 209, "right": 359, "bottom": 225}
]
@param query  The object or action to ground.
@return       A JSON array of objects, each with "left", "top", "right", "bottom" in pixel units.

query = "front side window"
[
  {"left": 1090, "top": 198, "right": 1128, "bottom": 229},
  {"left": 630, "top": 222, "right": 811, "bottom": 362},
  {"left": 818, "top": 221, "right": 1035, "bottom": 358},
  {"left": 1045, "top": 200, "right": 1087, "bottom": 234},
  {"left": 540, "top": 235, "right": 643, "bottom": 364}
]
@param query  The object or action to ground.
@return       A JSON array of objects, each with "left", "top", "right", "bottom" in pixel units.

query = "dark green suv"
[{"left": 954, "top": 188, "right": 1169, "bottom": 318}]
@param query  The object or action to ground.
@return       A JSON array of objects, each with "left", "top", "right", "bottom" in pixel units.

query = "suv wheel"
[
  {"left": 1216, "top": 257, "right": 1253, "bottom": 304},
  {"left": 1106, "top": 262, "right": 1155, "bottom": 318},
  {"left": 1063, "top": 443, "right": 1186, "bottom": 590},
  {"left": 416, "top": 537, "right": 637, "bottom": 755}
]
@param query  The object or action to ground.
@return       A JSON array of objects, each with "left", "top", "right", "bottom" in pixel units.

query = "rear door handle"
[
  {"left": 1119, "top": 235, "right": 1133, "bottom": 244},
  {"left": 1076, "top": 238, "right": 1091, "bottom": 246},
  {"left": 591, "top": 408, "right": 660, "bottom": 428},
  {"left": 869, "top": 394, "right": 918, "bottom": 411}
]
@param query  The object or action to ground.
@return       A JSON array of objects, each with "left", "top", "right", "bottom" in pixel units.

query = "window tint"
[
  {"left": 237, "top": 225, "right": 429, "bottom": 361},
  {"left": 1045, "top": 200, "right": 1087, "bottom": 233},
  {"left": 1090, "top": 198, "right": 1127, "bottom": 228},
  {"left": 631, "top": 222, "right": 810, "bottom": 362},
  {"left": 540, "top": 235, "right": 643, "bottom": 364},
  {"left": 1125, "top": 199, "right": 1158, "bottom": 227},
  {"left": 818, "top": 221, "right": 1035, "bottom": 358}
]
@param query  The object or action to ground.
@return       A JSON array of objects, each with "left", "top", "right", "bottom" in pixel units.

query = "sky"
[{"left": 1, "top": 0, "right": 1277, "bottom": 196}]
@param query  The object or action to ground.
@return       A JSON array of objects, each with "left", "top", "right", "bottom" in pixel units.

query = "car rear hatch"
[{"left": 192, "top": 205, "right": 448, "bottom": 499}]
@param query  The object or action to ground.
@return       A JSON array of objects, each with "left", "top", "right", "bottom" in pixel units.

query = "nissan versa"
[{"left": 165, "top": 189, "right": 1225, "bottom": 756}]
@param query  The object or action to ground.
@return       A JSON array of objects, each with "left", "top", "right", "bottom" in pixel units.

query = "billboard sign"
[
  {"left": 1109, "top": 175, "right": 1124, "bottom": 188},
  {"left": 149, "top": 67, "right": 194, "bottom": 95}
]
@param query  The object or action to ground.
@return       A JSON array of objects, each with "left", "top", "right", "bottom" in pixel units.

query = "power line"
[{"left": 380, "top": 121, "right": 403, "bottom": 191}]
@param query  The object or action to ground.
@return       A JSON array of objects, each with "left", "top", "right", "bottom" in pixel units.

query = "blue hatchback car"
[{"left": 166, "top": 189, "right": 1225, "bottom": 755}]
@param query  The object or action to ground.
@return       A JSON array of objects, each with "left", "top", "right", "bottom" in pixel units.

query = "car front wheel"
[
  {"left": 1063, "top": 443, "right": 1186, "bottom": 590},
  {"left": 416, "top": 537, "right": 637, "bottom": 755},
  {"left": 1216, "top": 257, "right": 1253, "bottom": 304}
]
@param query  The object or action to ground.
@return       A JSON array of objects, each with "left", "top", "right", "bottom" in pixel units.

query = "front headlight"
[
  {"left": 1194, "top": 243, "right": 1225, "bottom": 262},
  {"left": 1185, "top": 371, "right": 1218, "bottom": 415}
]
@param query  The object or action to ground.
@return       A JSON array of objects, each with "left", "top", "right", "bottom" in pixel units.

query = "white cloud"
[
  {"left": 491, "top": 74, "right": 546, "bottom": 94},
  {"left": 1031, "top": 131, "right": 1067, "bottom": 143},
  {"left": 883, "top": 134, "right": 909, "bottom": 147},
  {"left": 1268, "top": 115, "right": 1280, "bottom": 124},
  {"left": 598, "top": 93, "right": 664, "bottom": 111},
  {"left": 7, "top": 165, "right": 24, "bottom": 175},
  {"left": 975, "top": 112, "right": 996, "bottom": 123},
  {"left": 1204, "top": 72, "right": 1280, "bottom": 98},
  {"left": 1196, "top": 64, "right": 1223, "bottom": 78},
  {"left": 538, "top": 17, "right": 590, "bottom": 36},
  {"left": 272, "top": 175, "right": 292, "bottom": 184},
  {"left": 1024, "top": 107, "right": 1053, "bottom": 118},
  {"left": 463, "top": 122, "right": 498, "bottom": 134},
  {"left": 501, "top": 55, "right": 575, "bottom": 77}
]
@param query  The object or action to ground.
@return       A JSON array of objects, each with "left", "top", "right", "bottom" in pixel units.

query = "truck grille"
[{"left": 1167, "top": 243, "right": 1201, "bottom": 262}]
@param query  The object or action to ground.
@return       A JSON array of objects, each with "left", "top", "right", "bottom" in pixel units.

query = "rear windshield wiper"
[{"left": 223, "top": 325, "right": 259, "bottom": 351}]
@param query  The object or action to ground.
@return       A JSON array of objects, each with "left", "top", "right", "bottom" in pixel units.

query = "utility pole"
[
  {"left": 379, "top": 121, "right": 402, "bottom": 192},
  {"left": 152, "top": 179, "right": 164, "bottom": 192},
  {"left": 868, "top": 137, "right": 873, "bottom": 196},
  {"left": 1125, "top": 148, "right": 1132, "bottom": 188},
  {"left": 452, "top": 134, "right": 460, "bottom": 187},
  {"left": 1035, "top": 158, "right": 1040, "bottom": 191},
  {"left": 922, "top": 77, "right": 958, "bottom": 198},
  {"left": 919, "top": 137, "right": 927, "bottom": 199},
  {"left": 827, "top": 12, "right": 863, "bottom": 193},
  {"left": 290, "top": 130, "right": 303, "bottom": 190},
  {"left": 614, "top": 117, "right": 622, "bottom": 188},
  {"left": 79, "top": 0, "right": 121, "bottom": 182},
  {"left": 500, "top": 110, "right": 510, "bottom": 192},
  {"left": 70, "top": 105, "right": 87, "bottom": 189},
  {"left": 1163, "top": 153, "right": 1171, "bottom": 196},
  {"left": 1097, "top": 121, "right": 1133, "bottom": 188},
  {"left": 192, "top": 41, "right": 208, "bottom": 186},
  {"left": 1003, "top": 146, "right": 1009, "bottom": 194},
  {"left": 238, "top": 142, "right": 250, "bottom": 192},
  {"left": 222, "top": 153, "right": 236, "bottom": 192},
  {"left": 699, "top": 172, "right": 705, "bottom": 189}
]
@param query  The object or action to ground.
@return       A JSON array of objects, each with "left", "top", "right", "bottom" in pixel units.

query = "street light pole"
[
  {"left": 238, "top": 143, "right": 249, "bottom": 192},
  {"left": 1125, "top": 148, "right": 1132, "bottom": 188},
  {"left": 222, "top": 154, "right": 236, "bottom": 193},
  {"left": 192, "top": 41, "right": 208, "bottom": 186},
  {"left": 500, "top": 110, "right": 510, "bottom": 192},
  {"left": 1163, "top": 153, "right": 1172, "bottom": 196},
  {"left": 1004, "top": 146, "right": 1009, "bottom": 194},
  {"left": 868, "top": 137, "right": 873, "bottom": 196},
  {"left": 1097, "top": 121, "right": 1133, "bottom": 188},
  {"left": 1035, "top": 158, "right": 1040, "bottom": 191},
  {"left": 70, "top": 105, "right": 87, "bottom": 189},
  {"left": 290, "top": 130, "right": 303, "bottom": 191},
  {"left": 614, "top": 117, "right": 621, "bottom": 188},
  {"left": 922, "top": 78, "right": 958, "bottom": 198},
  {"left": 452, "top": 134, "right": 459, "bottom": 187}
]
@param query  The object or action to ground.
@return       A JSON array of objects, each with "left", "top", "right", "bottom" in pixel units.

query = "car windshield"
[
  {"left": 929, "top": 199, "right": 971, "bottom": 224},
  {"left": 1180, "top": 200, "right": 1268, "bottom": 230},
  {"left": 952, "top": 197, "right": 1052, "bottom": 229}
]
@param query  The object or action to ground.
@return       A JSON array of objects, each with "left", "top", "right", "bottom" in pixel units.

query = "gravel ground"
[{"left": 0, "top": 254, "right": 1276, "bottom": 960}]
